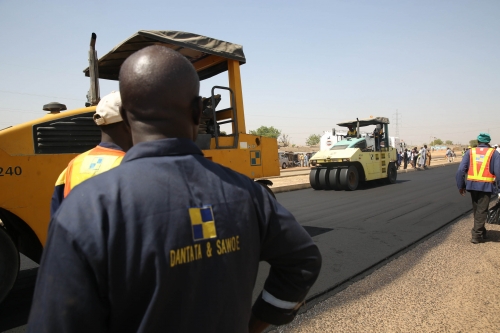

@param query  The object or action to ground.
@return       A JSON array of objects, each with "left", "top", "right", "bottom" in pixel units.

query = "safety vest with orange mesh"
[
  {"left": 467, "top": 147, "right": 495, "bottom": 183},
  {"left": 55, "top": 145, "right": 125, "bottom": 197}
]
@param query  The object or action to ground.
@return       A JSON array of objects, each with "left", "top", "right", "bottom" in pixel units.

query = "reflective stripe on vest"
[
  {"left": 467, "top": 147, "right": 495, "bottom": 182},
  {"left": 64, "top": 146, "right": 125, "bottom": 197}
]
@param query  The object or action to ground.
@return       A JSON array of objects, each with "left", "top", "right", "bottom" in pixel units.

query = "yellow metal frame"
[{"left": 0, "top": 54, "right": 279, "bottom": 248}]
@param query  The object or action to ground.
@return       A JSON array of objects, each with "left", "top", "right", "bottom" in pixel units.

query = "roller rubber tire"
[
  {"left": 282, "top": 163, "right": 287, "bottom": 169},
  {"left": 309, "top": 168, "right": 323, "bottom": 190},
  {"left": 318, "top": 168, "right": 332, "bottom": 190},
  {"left": 339, "top": 165, "right": 359, "bottom": 191},
  {"left": 328, "top": 168, "right": 342, "bottom": 190},
  {"left": 0, "top": 227, "right": 19, "bottom": 304},
  {"left": 387, "top": 163, "right": 397, "bottom": 184}
]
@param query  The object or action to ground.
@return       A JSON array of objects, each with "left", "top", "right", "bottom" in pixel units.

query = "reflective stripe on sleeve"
[{"left": 262, "top": 290, "right": 300, "bottom": 310}]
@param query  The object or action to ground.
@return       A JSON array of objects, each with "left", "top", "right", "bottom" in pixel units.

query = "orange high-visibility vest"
[
  {"left": 468, "top": 147, "right": 495, "bottom": 182},
  {"left": 55, "top": 145, "right": 125, "bottom": 197}
]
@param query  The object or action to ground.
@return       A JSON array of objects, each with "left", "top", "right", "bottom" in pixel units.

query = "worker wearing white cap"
[{"left": 50, "top": 91, "right": 133, "bottom": 216}]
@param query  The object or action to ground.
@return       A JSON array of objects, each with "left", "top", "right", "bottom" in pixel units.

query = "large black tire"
[
  {"left": 387, "top": 163, "right": 397, "bottom": 184},
  {"left": 339, "top": 165, "right": 359, "bottom": 191},
  {"left": 282, "top": 163, "right": 287, "bottom": 169},
  {"left": 0, "top": 227, "right": 19, "bottom": 303},
  {"left": 318, "top": 168, "right": 331, "bottom": 190},
  {"left": 327, "top": 168, "right": 342, "bottom": 190},
  {"left": 309, "top": 168, "right": 323, "bottom": 190}
]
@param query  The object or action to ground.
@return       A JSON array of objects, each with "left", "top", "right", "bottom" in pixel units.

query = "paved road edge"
[{"left": 272, "top": 161, "right": 460, "bottom": 193}]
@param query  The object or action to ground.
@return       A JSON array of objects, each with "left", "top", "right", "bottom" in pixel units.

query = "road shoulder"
[{"left": 274, "top": 215, "right": 500, "bottom": 332}]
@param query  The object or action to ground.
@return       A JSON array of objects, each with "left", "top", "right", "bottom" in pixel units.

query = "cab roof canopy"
[
  {"left": 337, "top": 117, "right": 390, "bottom": 127},
  {"left": 83, "top": 30, "right": 246, "bottom": 81}
]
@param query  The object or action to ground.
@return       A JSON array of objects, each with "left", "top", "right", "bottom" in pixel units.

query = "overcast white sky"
[{"left": 0, "top": 0, "right": 499, "bottom": 146}]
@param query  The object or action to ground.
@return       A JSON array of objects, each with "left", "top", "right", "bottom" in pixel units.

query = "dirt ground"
[{"left": 274, "top": 215, "right": 500, "bottom": 333}]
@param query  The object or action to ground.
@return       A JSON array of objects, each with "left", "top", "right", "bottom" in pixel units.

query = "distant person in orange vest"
[
  {"left": 456, "top": 132, "right": 500, "bottom": 244},
  {"left": 50, "top": 91, "right": 133, "bottom": 216}
]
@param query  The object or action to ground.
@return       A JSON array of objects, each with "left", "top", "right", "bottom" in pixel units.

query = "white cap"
[{"left": 93, "top": 91, "right": 123, "bottom": 126}]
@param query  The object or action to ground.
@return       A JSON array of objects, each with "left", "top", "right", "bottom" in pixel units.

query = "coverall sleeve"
[
  {"left": 491, "top": 150, "right": 500, "bottom": 192},
  {"left": 26, "top": 218, "right": 108, "bottom": 333},
  {"left": 50, "top": 168, "right": 67, "bottom": 218},
  {"left": 251, "top": 187, "right": 322, "bottom": 325},
  {"left": 456, "top": 150, "right": 470, "bottom": 189}
]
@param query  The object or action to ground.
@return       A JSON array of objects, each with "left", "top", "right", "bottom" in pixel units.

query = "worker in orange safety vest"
[
  {"left": 456, "top": 132, "right": 500, "bottom": 243},
  {"left": 50, "top": 91, "right": 133, "bottom": 216}
]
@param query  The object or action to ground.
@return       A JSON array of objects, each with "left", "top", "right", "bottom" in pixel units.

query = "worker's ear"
[
  {"left": 191, "top": 96, "right": 202, "bottom": 126},
  {"left": 119, "top": 106, "right": 130, "bottom": 130}
]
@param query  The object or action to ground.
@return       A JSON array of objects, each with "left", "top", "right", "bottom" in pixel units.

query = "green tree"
[
  {"left": 249, "top": 126, "right": 281, "bottom": 138},
  {"left": 445, "top": 140, "right": 453, "bottom": 145},
  {"left": 469, "top": 139, "right": 478, "bottom": 147},
  {"left": 306, "top": 134, "right": 321, "bottom": 146},
  {"left": 430, "top": 138, "right": 443, "bottom": 146}
]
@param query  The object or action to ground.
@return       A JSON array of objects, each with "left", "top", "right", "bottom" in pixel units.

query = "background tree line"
[{"left": 249, "top": 126, "right": 322, "bottom": 147}]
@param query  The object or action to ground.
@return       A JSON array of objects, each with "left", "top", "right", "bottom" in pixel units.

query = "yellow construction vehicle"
[
  {"left": 0, "top": 30, "right": 279, "bottom": 302},
  {"left": 309, "top": 117, "right": 397, "bottom": 191}
]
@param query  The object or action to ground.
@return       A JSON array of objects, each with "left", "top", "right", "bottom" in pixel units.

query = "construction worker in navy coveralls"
[
  {"left": 28, "top": 45, "right": 322, "bottom": 332},
  {"left": 456, "top": 132, "right": 500, "bottom": 244},
  {"left": 50, "top": 91, "right": 132, "bottom": 216}
]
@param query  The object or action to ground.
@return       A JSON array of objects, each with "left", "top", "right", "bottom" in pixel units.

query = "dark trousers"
[
  {"left": 403, "top": 159, "right": 408, "bottom": 169},
  {"left": 469, "top": 190, "right": 491, "bottom": 239}
]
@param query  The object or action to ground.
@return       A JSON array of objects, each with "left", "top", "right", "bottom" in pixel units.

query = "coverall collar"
[
  {"left": 123, "top": 138, "right": 204, "bottom": 163},
  {"left": 98, "top": 141, "right": 124, "bottom": 151}
]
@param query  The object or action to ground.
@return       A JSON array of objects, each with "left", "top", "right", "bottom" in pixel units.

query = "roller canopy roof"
[
  {"left": 83, "top": 30, "right": 246, "bottom": 81},
  {"left": 337, "top": 117, "right": 390, "bottom": 127}
]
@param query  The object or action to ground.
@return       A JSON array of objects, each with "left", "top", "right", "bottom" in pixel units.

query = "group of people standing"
[
  {"left": 446, "top": 147, "right": 456, "bottom": 162},
  {"left": 400, "top": 145, "right": 430, "bottom": 170},
  {"left": 298, "top": 152, "right": 309, "bottom": 167}
]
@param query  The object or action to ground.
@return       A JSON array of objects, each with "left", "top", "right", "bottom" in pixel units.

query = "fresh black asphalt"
[
  {"left": 0, "top": 164, "right": 467, "bottom": 332},
  {"left": 253, "top": 164, "right": 470, "bottom": 303}
]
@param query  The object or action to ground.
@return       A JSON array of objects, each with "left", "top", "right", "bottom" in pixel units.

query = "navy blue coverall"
[
  {"left": 28, "top": 138, "right": 322, "bottom": 333},
  {"left": 456, "top": 144, "right": 500, "bottom": 239}
]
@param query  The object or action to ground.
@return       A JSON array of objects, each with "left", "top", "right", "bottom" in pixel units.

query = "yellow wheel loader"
[{"left": 0, "top": 30, "right": 279, "bottom": 302}]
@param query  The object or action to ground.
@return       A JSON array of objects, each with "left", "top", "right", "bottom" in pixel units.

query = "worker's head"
[
  {"left": 424, "top": 145, "right": 427, "bottom": 149},
  {"left": 477, "top": 132, "right": 491, "bottom": 144},
  {"left": 119, "top": 45, "right": 202, "bottom": 144},
  {"left": 94, "top": 91, "right": 133, "bottom": 151}
]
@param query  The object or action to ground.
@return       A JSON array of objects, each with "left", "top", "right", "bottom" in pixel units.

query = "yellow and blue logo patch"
[
  {"left": 250, "top": 150, "right": 261, "bottom": 166},
  {"left": 89, "top": 157, "right": 103, "bottom": 171},
  {"left": 189, "top": 206, "right": 217, "bottom": 241}
]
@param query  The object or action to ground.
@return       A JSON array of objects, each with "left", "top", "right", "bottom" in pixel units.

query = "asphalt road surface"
[
  {"left": 0, "top": 165, "right": 465, "bottom": 332},
  {"left": 254, "top": 164, "right": 469, "bottom": 304}
]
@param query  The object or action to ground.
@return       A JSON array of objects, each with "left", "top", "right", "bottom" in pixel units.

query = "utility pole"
[{"left": 393, "top": 109, "right": 401, "bottom": 138}]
